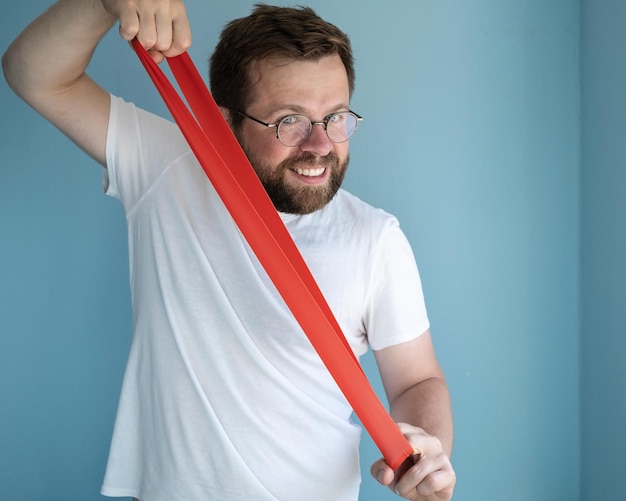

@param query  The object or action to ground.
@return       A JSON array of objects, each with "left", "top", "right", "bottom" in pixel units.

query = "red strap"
[{"left": 132, "top": 39, "right": 413, "bottom": 470}]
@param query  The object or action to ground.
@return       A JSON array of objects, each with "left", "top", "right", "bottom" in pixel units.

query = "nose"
[{"left": 298, "top": 123, "right": 333, "bottom": 156}]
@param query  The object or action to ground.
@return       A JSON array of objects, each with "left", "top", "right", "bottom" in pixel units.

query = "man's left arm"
[{"left": 371, "top": 329, "right": 456, "bottom": 500}]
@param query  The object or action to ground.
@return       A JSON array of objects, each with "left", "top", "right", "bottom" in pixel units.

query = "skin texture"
[{"left": 2, "top": 1, "right": 455, "bottom": 499}]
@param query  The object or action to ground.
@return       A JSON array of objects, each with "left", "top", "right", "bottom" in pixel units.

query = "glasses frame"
[{"left": 232, "top": 109, "right": 363, "bottom": 147}]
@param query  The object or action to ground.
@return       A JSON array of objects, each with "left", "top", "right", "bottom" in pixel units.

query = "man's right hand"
[{"left": 101, "top": 0, "right": 191, "bottom": 62}]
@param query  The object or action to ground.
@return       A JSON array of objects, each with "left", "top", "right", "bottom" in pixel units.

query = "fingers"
[
  {"left": 396, "top": 422, "right": 438, "bottom": 456},
  {"left": 168, "top": 12, "right": 192, "bottom": 55},
  {"left": 108, "top": 0, "right": 191, "bottom": 60},
  {"left": 395, "top": 452, "right": 455, "bottom": 499},
  {"left": 370, "top": 423, "right": 456, "bottom": 500},
  {"left": 370, "top": 457, "right": 395, "bottom": 487},
  {"left": 114, "top": 1, "right": 140, "bottom": 41}
]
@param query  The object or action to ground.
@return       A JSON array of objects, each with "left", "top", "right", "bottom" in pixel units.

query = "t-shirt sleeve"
[
  {"left": 103, "top": 95, "right": 190, "bottom": 213},
  {"left": 364, "top": 221, "right": 430, "bottom": 351}
]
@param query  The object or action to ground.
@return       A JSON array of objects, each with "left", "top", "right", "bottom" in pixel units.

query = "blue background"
[{"left": 0, "top": 1, "right": 622, "bottom": 500}]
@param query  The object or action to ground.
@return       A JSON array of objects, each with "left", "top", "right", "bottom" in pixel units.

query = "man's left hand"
[{"left": 370, "top": 423, "right": 456, "bottom": 500}]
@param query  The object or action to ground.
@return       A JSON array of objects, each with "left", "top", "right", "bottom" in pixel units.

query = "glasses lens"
[
  {"left": 277, "top": 115, "right": 312, "bottom": 146},
  {"left": 326, "top": 112, "right": 358, "bottom": 143},
  {"left": 275, "top": 112, "right": 361, "bottom": 146}
]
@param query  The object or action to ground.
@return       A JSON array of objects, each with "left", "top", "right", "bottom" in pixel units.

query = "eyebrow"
[{"left": 269, "top": 103, "right": 350, "bottom": 118}]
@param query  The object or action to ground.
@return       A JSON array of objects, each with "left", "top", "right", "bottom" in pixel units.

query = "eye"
[
  {"left": 280, "top": 115, "right": 300, "bottom": 126},
  {"left": 327, "top": 113, "right": 346, "bottom": 124}
]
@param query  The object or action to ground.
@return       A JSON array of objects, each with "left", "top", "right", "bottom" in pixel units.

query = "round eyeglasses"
[{"left": 232, "top": 109, "right": 363, "bottom": 147}]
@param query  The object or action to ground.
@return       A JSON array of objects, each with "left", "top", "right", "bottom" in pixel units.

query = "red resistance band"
[{"left": 131, "top": 39, "right": 414, "bottom": 471}]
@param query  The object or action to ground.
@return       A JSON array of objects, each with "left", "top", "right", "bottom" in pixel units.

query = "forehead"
[{"left": 248, "top": 54, "right": 350, "bottom": 113}]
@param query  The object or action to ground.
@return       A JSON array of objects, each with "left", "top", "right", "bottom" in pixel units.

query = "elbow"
[
  {"left": 2, "top": 42, "right": 38, "bottom": 101},
  {"left": 2, "top": 49, "right": 13, "bottom": 88},
  {"left": 2, "top": 45, "right": 21, "bottom": 97}
]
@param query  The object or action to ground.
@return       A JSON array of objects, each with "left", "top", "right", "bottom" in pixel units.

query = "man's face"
[{"left": 232, "top": 54, "right": 351, "bottom": 214}]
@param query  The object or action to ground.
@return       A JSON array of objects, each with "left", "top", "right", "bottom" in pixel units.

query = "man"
[{"left": 3, "top": 1, "right": 455, "bottom": 500}]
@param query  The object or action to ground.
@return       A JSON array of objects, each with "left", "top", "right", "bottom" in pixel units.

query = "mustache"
[{"left": 279, "top": 151, "right": 340, "bottom": 170}]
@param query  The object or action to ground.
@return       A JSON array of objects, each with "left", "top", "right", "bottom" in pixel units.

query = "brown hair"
[{"left": 209, "top": 4, "right": 355, "bottom": 127}]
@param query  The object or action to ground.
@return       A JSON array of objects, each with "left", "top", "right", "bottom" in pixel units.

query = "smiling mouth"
[{"left": 292, "top": 167, "right": 326, "bottom": 177}]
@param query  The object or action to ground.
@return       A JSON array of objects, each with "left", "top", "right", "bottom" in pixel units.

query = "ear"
[{"left": 219, "top": 106, "right": 232, "bottom": 127}]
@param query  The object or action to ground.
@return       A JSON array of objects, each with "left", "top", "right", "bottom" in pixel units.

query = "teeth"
[{"left": 295, "top": 167, "right": 325, "bottom": 177}]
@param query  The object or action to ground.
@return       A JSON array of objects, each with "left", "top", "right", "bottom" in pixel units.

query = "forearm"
[
  {"left": 389, "top": 376, "right": 454, "bottom": 457},
  {"left": 2, "top": 0, "right": 115, "bottom": 104}
]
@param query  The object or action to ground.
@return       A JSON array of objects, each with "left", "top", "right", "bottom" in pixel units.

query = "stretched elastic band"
[{"left": 132, "top": 39, "right": 413, "bottom": 470}]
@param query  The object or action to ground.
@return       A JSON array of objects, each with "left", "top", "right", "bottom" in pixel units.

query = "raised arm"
[{"left": 2, "top": 0, "right": 191, "bottom": 166}]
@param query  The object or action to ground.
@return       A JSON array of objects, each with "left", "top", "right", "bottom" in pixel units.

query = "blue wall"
[
  {"left": 1, "top": 1, "right": 583, "bottom": 500},
  {"left": 580, "top": 1, "right": 626, "bottom": 500}
]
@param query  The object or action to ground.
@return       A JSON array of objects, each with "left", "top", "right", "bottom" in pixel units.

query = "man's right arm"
[{"left": 2, "top": 0, "right": 191, "bottom": 167}]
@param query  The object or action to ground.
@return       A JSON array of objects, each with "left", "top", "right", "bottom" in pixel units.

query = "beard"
[{"left": 241, "top": 147, "right": 349, "bottom": 215}]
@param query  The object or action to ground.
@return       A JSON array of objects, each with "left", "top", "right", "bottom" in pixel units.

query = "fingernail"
[{"left": 377, "top": 469, "right": 384, "bottom": 483}]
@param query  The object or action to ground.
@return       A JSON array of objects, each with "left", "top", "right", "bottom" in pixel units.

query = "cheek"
[
  {"left": 262, "top": 142, "right": 292, "bottom": 165},
  {"left": 239, "top": 128, "right": 291, "bottom": 164},
  {"left": 333, "top": 142, "right": 350, "bottom": 161}
]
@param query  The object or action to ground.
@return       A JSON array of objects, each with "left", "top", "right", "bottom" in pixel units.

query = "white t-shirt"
[{"left": 100, "top": 96, "right": 429, "bottom": 501}]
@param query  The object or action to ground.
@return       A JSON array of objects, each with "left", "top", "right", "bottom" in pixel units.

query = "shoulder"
[
  {"left": 106, "top": 95, "right": 195, "bottom": 207},
  {"left": 110, "top": 95, "right": 185, "bottom": 142},
  {"left": 290, "top": 189, "right": 406, "bottom": 266},
  {"left": 107, "top": 95, "right": 190, "bottom": 169}
]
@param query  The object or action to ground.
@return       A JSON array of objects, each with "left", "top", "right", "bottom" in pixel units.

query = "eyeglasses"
[{"left": 232, "top": 109, "right": 363, "bottom": 147}]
